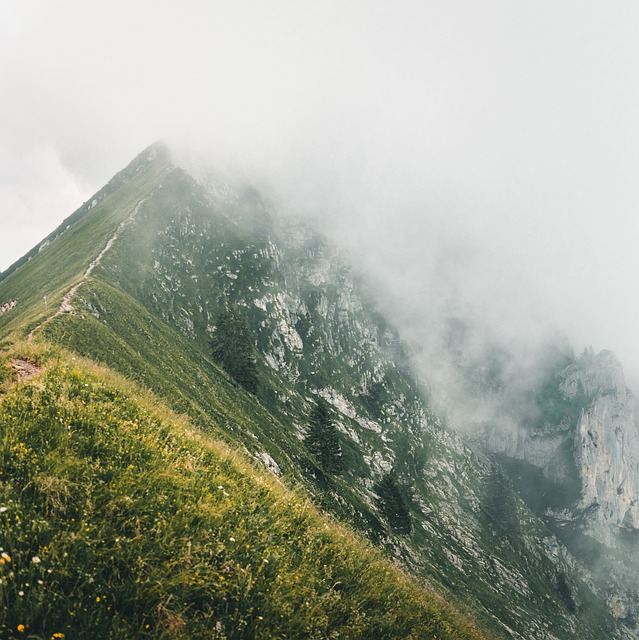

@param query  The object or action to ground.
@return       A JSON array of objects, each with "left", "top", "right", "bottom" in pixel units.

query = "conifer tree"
[
  {"left": 375, "top": 471, "right": 412, "bottom": 534},
  {"left": 482, "top": 465, "right": 519, "bottom": 538},
  {"left": 210, "top": 304, "right": 259, "bottom": 394},
  {"left": 305, "top": 398, "right": 342, "bottom": 474},
  {"left": 555, "top": 572, "right": 577, "bottom": 614}
]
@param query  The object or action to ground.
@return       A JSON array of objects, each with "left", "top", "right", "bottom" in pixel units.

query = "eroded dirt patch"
[{"left": 12, "top": 358, "right": 42, "bottom": 382}]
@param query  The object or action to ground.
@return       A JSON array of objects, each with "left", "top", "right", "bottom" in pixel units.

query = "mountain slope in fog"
[
  {"left": 0, "top": 143, "right": 631, "bottom": 639},
  {"left": 447, "top": 324, "right": 639, "bottom": 627}
]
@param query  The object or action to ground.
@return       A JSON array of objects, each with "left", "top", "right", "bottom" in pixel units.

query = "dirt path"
[{"left": 27, "top": 197, "right": 148, "bottom": 341}]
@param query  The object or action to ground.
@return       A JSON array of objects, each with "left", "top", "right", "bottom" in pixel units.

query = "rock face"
[
  {"left": 568, "top": 350, "right": 639, "bottom": 540},
  {"left": 465, "top": 345, "right": 639, "bottom": 626},
  {"left": 472, "top": 348, "right": 639, "bottom": 540}
]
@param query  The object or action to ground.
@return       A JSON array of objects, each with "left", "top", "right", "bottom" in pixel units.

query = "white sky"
[{"left": 2, "top": 1, "right": 639, "bottom": 375}]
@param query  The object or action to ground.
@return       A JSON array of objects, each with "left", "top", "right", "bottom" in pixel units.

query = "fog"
[{"left": 3, "top": 0, "right": 639, "bottom": 384}]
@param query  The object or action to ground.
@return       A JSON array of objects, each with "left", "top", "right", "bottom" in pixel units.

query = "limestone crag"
[{"left": 566, "top": 351, "right": 639, "bottom": 540}]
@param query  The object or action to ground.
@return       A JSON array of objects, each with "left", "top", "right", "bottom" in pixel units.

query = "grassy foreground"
[{"left": 0, "top": 346, "right": 488, "bottom": 640}]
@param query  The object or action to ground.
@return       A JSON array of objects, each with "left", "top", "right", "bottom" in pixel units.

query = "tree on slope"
[
  {"left": 305, "top": 397, "right": 342, "bottom": 474},
  {"left": 482, "top": 465, "right": 519, "bottom": 538},
  {"left": 375, "top": 471, "right": 412, "bottom": 535},
  {"left": 210, "top": 303, "right": 259, "bottom": 394},
  {"left": 555, "top": 572, "right": 577, "bottom": 614}
]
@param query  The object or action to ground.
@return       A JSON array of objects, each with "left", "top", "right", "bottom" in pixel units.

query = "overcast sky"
[{"left": 2, "top": 1, "right": 639, "bottom": 376}]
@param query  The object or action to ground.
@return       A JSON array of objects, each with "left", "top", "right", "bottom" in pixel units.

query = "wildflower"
[
  {"left": 17, "top": 624, "right": 25, "bottom": 632},
  {"left": 18, "top": 591, "right": 24, "bottom": 596},
  {"left": 229, "top": 537, "right": 235, "bottom": 542},
  {"left": 216, "top": 621, "right": 223, "bottom": 632},
  {"left": 1, "top": 552, "right": 10, "bottom": 563},
  {"left": 96, "top": 596, "right": 101, "bottom": 602},
  {"left": 0, "top": 507, "right": 7, "bottom": 513},
  {"left": 31, "top": 556, "right": 41, "bottom": 564}
]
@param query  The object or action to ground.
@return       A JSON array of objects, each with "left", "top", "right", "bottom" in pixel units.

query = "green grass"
[
  {"left": 0, "top": 347, "right": 488, "bottom": 640},
  {"left": 0, "top": 152, "right": 170, "bottom": 342}
]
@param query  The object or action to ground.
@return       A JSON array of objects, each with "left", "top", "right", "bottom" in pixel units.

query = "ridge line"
[{"left": 27, "top": 196, "right": 149, "bottom": 341}]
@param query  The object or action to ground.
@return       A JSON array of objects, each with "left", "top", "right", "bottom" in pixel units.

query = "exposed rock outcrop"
[{"left": 567, "top": 350, "right": 639, "bottom": 541}]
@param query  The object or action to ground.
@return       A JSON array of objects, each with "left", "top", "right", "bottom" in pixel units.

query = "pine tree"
[
  {"left": 555, "top": 572, "right": 577, "bottom": 614},
  {"left": 375, "top": 472, "right": 412, "bottom": 535},
  {"left": 305, "top": 398, "right": 342, "bottom": 474},
  {"left": 210, "top": 304, "right": 259, "bottom": 394},
  {"left": 482, "top": 465, "right": 519, "bottom": 538}
]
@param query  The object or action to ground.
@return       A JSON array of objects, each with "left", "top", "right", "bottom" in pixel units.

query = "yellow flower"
[{"left": 17, "top": 624, "right": 25, "bottom": 633}]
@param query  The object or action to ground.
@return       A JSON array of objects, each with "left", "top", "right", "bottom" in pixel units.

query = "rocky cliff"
[
  {"left": 568, "top": 350, "right": 639, "bottom": 537},
  {"left": 460, "top": 341, "right": 639, "bottom": 627}
]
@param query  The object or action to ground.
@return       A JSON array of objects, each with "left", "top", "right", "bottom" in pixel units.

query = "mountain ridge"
[
  {"left": 0, "top": 143, "right": 172, "bottom": 284},
  {"left": 0, "top": 143, "right": 635, "bottom": 638}
]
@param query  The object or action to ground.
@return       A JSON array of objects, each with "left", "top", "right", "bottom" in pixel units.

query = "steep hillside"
[
  {"left": 0, "top": 346, "right": 486, "bottom": 640},
  {"left": 0, "top": 143, "right": 631, "bottom": 639}
]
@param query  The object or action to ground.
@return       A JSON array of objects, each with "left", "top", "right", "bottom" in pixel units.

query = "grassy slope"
[
  {"left": 0, "top": 151, "right": 171, "bottom": 344},
  {"left": 0, "top": 344, "right": 488, "bottom": 640}
]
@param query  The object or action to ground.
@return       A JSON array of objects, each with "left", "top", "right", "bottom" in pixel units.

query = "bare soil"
[{"left": 12, "top": 358, "right": 42, "bottom": 382}]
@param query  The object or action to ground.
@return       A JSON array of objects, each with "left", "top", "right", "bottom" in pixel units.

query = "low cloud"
[{"left": 3, "top": 0, "right": 639, "bottom": 382}]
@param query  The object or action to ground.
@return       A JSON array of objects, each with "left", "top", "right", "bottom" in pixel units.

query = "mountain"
[
  {"left": 453, "top": 334, "right": 639, "bottom": 628},
  {"left": 0, "top": 142, "right": 634, "bottom": 639}
]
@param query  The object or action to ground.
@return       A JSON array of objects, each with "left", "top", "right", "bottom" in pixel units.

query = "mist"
[{"left": 3, "top": 0, "right": 639, "bottom": 385}]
